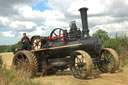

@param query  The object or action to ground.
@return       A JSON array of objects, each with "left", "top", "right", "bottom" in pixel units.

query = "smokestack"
[{"left": 79, "top": 7, "right": 89, "bottom": 37}]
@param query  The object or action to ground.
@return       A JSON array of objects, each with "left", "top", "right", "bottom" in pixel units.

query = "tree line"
[{"left": 0, "top": 41, "right": 22, "bottom": 53}]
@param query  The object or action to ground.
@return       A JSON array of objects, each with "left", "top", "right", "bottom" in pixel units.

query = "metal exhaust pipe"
[{"left": 79, "top": 7, "right": 89, "bottom": 37}]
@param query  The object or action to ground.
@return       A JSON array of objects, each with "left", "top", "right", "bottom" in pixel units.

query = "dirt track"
[{"left": 0, "top": 52, "right": 128, "bottom": 85}]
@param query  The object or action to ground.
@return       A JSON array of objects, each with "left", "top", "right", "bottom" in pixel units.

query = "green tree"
[{"left": 92, "top": 29, "right": 109, "bottom": 42}]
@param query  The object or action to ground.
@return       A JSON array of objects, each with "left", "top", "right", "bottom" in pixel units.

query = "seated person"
[{"left": 21, "top": 33, "right": 30, "bottom": 50}]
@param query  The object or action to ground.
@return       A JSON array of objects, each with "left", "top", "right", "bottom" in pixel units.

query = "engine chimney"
[{"left": 79, "top": 7, "right": 89, "bottom": 37}]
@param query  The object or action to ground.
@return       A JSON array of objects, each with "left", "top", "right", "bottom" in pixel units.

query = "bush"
[
  {"left": 93, "top": 29, "right": 128, "bottom": 67},
  {"left": 103, "top": 34, "right": 128, "bottom": 53}
]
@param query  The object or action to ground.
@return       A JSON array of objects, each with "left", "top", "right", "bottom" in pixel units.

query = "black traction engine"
[{"left": 12, "top": 7, "right": 119, "bottom": 79}]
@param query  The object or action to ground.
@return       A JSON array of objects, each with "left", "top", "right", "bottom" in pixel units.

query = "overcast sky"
[{"left": 0, "top": 0, "right": 128, "bottom": 45}]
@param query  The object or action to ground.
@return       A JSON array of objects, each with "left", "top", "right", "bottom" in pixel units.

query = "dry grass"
[
  {"left": 0, "top": 52, "right": 13, "bottom": 69},
  {"left": 0, "top": 53, "right": 43, "bottom": 85},
  {"left": 0, "top": 67, "right": 44, "bottom": 85}
]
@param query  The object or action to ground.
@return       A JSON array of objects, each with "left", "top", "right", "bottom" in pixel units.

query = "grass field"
[{"left": 0, "top": 52, "right": 128, "bottom": 85}]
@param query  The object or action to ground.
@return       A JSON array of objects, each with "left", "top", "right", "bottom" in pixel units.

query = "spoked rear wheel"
[
  {"left": 70, "top": 50, "right": 93, "bottom": 79},
  {"left": 97, "top": 48, "right": 119, "bottom": 73},
  {"left": 12, "top": 51, "right": 38, "bottom": 77}
]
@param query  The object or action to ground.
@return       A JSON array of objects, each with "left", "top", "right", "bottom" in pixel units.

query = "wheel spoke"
[
  {"left": 59, "top": 29, "right": 61, "bottom": 36},
  {"left": 15, "top": 57, "right": 24, "bottom": 64},
  {"left": 34, "top": 39, "right": 37, "bottom": 43},
  {"left": 33, "top": 43, "right": 36, "bottom": 47},
  {"left": 21, "top": 54, "right": 25, "bottom": 61},
  {"left": 76, "top": 57, "right": 81, "bottom": 63},
  {"left": 81, "top": 56, "right": 84, "bottom": 62},
  {"left": 54, "top": 33, "right": 57, "bottom": 36}
]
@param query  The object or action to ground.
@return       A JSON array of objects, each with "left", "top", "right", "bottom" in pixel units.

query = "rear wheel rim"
[
  {"left": 100, "top": 51, "right": 114, "bottom": 72},
  {"left": 97, "top": 48, "right": 119, "bottom": 73}
]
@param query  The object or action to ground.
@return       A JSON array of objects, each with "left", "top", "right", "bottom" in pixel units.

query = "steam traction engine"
[{"left": 12, "top": 7, "right": 119, "bottom": 79}]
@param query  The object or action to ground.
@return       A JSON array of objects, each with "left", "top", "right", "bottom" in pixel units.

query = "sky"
[{"left": 0, "top": 0, "right": 128, "bottom": 45}]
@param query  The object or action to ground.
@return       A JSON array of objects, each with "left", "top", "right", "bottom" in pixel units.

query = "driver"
[{"left": 21, "top": 33, "right": 30, "bottom": 50}]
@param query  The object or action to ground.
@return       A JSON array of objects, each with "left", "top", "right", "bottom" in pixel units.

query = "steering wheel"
[{"left": 50, "top": 28, "right": 64, "bottom": 38}]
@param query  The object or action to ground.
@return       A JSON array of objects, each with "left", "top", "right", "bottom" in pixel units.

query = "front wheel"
[
  {"left": 31, "top": 36, "right": 42, "bottom": 50},
  {"left": 70, "top": 50, "right": 93, "bottom": 79},
  {"left": 97, "top": 48, "right": 119, "bottom": 73}
]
